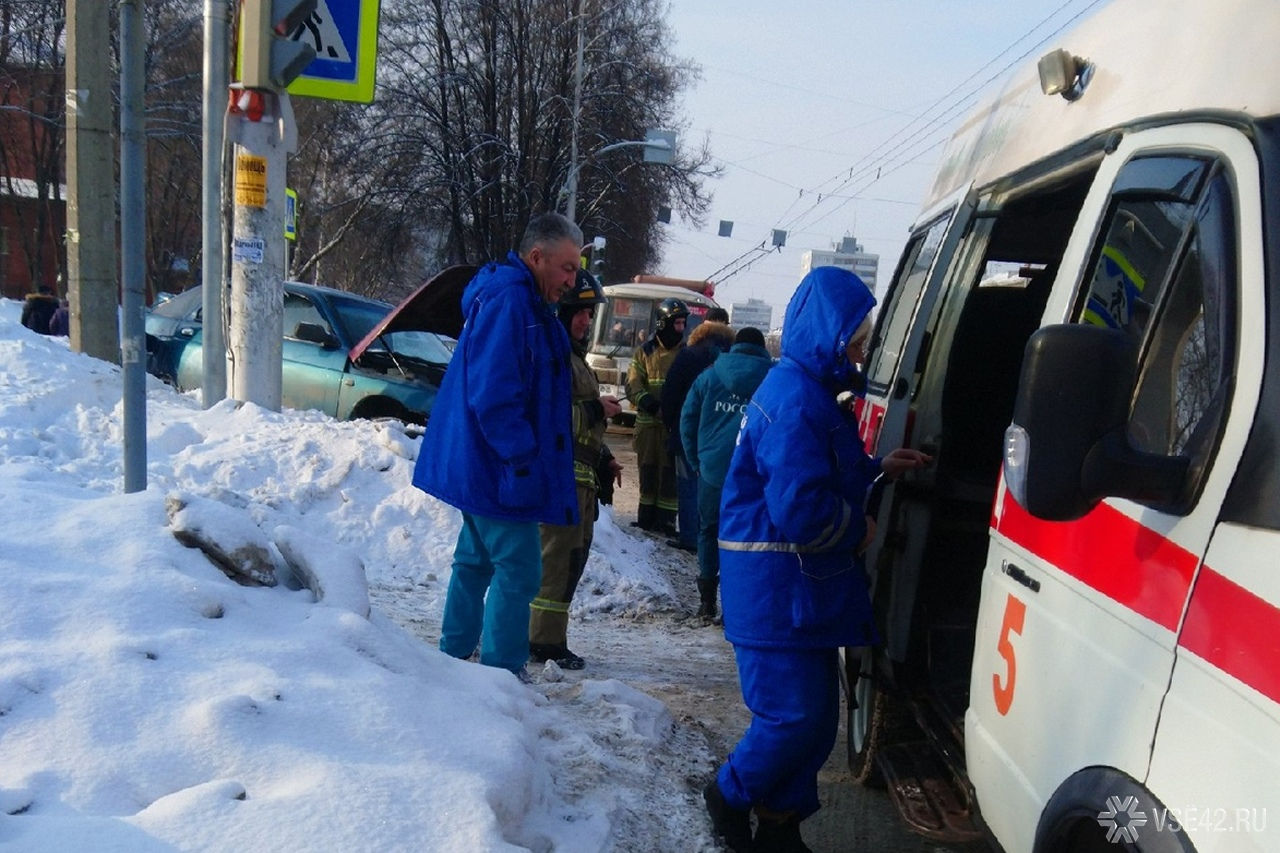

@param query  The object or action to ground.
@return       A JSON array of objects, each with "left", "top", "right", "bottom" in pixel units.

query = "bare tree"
[{"left": 291, "top": 0, "right": 715, "bottom": 299}]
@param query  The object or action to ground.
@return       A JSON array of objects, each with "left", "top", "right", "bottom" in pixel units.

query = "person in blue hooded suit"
[{"left": 703, "top": 267, "right": 931, "bottom": 853}]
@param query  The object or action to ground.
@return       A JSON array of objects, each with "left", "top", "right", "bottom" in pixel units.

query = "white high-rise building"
[
  {"left": 729, "top": 297, "right": 772, "bottom": 331},
  {"left": 802, "top": 236, "right": 879, "bottom": 294}
]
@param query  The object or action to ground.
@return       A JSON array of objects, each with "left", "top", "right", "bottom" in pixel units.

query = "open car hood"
[{"left": 349, "top": 264, "right": 478, "bottom": 362}]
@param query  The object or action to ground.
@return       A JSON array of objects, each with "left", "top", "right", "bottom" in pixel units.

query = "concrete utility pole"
[
  {"left": 227, "top": 91, "right": 289, "bottom": 411},
  {"left": 201, "top": 0, "right": 231, "bottom": 406},
  {"left": 226, "top": 0, "right": 314, "bottom": 411},
  {"left": 64, "top": 0, "right": 120, "bottom": 363},
  {"left": 120, "top": 0, "right": 148, "bottom": 493}
]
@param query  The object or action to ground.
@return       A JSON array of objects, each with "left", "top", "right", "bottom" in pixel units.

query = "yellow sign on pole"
[{"left": 235, "top": 154, "right": 268, "bottom": 208}]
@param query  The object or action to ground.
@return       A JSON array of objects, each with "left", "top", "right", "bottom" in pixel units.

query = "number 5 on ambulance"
[{"left": 840, "top": 1, "right": 1280, "bottom": 850}]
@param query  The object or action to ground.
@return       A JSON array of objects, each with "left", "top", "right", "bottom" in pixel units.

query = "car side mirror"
[
  {"left": 1003, "top": 324, "right": 1189, "bottom": 521},
  {"left": 294, "top": 322, "right": 339, "bottom": 349}
]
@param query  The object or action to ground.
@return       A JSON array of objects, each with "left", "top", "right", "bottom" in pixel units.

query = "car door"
[
  {"left": 971, "top": 123, "right": 1262, "bottom": 853},
  {"left": 280, "top": 290, "right": 346, "bottom": 417}
]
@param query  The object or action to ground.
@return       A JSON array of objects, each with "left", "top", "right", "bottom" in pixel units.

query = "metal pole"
[
  {"left": 119, "top": 0, "right": 148, "bottom": 493},
  {"left": 565, "top": 0, "right": 584, "bottom": 223},
  {"left": 64, "top": 0, "right": 119, "bottom": 362},
  {"left": 201, "top": 0, "right": 231, "bottom": 406},
  {"left": 227, "top": 91, "right": 286, "bottom": 410}
]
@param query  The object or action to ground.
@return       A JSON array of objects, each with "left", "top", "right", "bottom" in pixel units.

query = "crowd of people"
[{"left": 409, "top": 213, "right": 930, "bottom": 853}]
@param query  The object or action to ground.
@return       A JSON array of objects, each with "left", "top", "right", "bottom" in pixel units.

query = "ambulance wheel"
[
  {"left": 843, "top": 646, "right": 886, "bottom": 787},
  {"left": 1035, "top": 767, "right": 1195, "bottom": 853}
]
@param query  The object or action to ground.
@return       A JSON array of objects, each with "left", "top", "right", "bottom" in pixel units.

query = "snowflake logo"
[{"left": 1097, "top": 794, "right": 1148, "bottom": 843}]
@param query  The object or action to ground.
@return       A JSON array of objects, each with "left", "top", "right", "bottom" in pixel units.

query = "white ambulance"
[{"left": 846, "top": 1, "right": 1280, "bottom": 850}]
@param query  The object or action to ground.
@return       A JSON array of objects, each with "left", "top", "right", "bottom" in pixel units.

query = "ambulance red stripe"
[
  {"left": 994, "top": 497, "right": 1196, "bottom": 632},
  {"left": 994, "top": 495, "right": 1280, "bottom": 705},
  {"left": 1179, "top": 567, "right": 1280, "bottom": 705}
]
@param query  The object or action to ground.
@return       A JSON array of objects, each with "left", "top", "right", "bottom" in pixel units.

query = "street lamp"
[{"left": 562, "top": 130, "right": 675, "bottom": 222}]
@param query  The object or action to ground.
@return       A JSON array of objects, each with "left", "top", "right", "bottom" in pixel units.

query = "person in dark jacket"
[
  {"left": 530, "top": 270, "right": 623, "bottom": 670},
  {"left": 412, "top": 212, "right": 583, "bottom": 678},
  {"left": 679, "top": 326, "right": 772, "bottom": 619},
  {"left": 48, "top": 298, "right": 70, "bottom": 336},
  {"left": 703, "top": 267, "right": 931, "bottom": 853},
  {"left": 21, "top": 286, "right": 58, "bottom": 335},
  {"left": 660, "top": 307, "right": 732, "bottom": 552}
]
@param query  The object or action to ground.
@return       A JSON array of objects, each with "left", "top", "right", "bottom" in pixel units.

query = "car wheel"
[{"left": 350, "top": 397, "right": 411, "bottom": 424}]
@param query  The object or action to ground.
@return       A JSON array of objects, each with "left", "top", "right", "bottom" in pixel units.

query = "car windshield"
[
  {"left": 148, "top": 286, "right": 202, "bottom": 320},
  {"left": 329, "top": 292, "right": 453, "bottom": 365}
]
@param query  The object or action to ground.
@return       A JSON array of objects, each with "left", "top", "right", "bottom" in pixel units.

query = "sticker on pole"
[
  {"left": 233, "top": 237, "right": 266, "bottom": 265},
  {"left": 235, "top": 154, "right": 268, "bottom": 208}
]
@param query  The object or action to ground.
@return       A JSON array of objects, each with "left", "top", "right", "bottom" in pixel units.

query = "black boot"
[
  {"left": 696, "top": 578, "right": 718, "bottom": 619},
  {"left": 631, "top": 503, "right": 656, "bottom": 531},
  {"left": 703, "top": 781, "right": 752, "bottom": 852},
  {"left": 751, "top": 816, "right": 812, "bottom": 853}
]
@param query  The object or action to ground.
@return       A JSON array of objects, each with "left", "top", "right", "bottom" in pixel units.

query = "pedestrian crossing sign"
[{"left": 286, "top": 0, "right": 380, "bottom": 104}]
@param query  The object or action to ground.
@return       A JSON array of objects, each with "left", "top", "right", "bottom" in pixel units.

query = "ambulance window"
[
  {"left": 1079, "top": 157, "right": 1210, "bottom": 336},
  {"left": 866, "top": 214, "right": 951, "bottom": 394},
  {"left": 1128, "top": 168, "right": 1235, "bottom": 462}
]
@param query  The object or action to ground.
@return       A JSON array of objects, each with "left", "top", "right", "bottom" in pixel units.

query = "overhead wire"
[{"left": 705, "top": 0, "right": 1105, "bottom": 287}]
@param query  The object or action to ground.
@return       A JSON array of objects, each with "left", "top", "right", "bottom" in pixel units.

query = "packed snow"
[{"left": 0, "top": 299, "right": 727, "bottom": 852}]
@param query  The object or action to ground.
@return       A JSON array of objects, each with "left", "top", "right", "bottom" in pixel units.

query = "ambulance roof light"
[{"left": 1038, "top": 48, "right": 1094, "bottom": 102}]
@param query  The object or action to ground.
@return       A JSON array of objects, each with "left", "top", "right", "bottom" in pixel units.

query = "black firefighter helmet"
[
  {"left": 655, "top": 297, "right": 690, "bottom": 333},
  {"left": 559, "top": 269, "right": 607, "bottom": 337},
  {"left": 560, "top": 269, "right": 607, "bottom": 315}
]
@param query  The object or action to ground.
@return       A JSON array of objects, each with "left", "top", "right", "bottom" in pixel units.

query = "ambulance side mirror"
[{"left": 1002, "top": 324, "right": 1189, "bottom": 521}]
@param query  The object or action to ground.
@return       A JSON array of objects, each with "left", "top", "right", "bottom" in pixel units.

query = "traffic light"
[
  {"left": 590, "top": 236, "right": 607, "bottom": 278},
  {"left": 239, "top": 0, "right": 318, "bottom": 91}
]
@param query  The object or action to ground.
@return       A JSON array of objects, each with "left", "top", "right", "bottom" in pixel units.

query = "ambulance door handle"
[{"left": 1002, "top": 560, "right": 1041, "bottom": 593}]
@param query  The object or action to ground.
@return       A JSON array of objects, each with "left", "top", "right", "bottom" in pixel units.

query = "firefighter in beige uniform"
[
  {"left": 530, "top": 271, "right": 623, "bottom": 670},
  {"left": 625, "top": 298, "right": 688, "bottom": 534}
]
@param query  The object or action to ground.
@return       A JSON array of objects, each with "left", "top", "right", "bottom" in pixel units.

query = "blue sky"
[{"left": 656, "top": 0, "right": 1110, "bottom": 325}]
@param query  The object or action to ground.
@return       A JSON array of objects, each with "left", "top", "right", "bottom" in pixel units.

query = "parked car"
[{"left": 145, "top": 281, "right": 457, "bottom": 425}]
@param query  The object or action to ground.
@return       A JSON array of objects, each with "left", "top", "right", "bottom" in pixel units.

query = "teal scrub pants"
[{"left": 439, "top": 512, "right": 542, "bottom": 674}]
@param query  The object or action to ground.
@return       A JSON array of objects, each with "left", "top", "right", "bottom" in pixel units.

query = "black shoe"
[
  {"left": 751, "top": 818, "right": 811, "bottom": 853},
  {"left": 529, "top": 643, "right": 586, "bottom": 670},
  {"left": 630, "top": 520, "right": 655, "bottom": 531},
  {"left": 665, "top": 538, "right": 698, "bottom": 553},
  {"left": 703, "top": 781, "right": 752, "bottom": 852}
]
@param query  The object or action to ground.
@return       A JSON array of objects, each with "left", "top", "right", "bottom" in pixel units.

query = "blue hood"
[{"left": 780, "top": 266, "right": 876, "bottom": 389}]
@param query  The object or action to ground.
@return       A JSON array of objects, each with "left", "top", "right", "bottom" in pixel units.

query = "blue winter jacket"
[
  {"left": 718, "top": 267, "right": 882, "bottom": 650},
  {"left": 679, "top": 342, "right": 773, "bottom": 489},
  {"left": 412, "top": 252, "right": 579, "bottom": 527}
]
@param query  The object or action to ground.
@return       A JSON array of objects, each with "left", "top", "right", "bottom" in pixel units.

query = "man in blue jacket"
[
  {"left": 703, "top": 267, "right": 931, "bottom": 852},
  {"left": 413, "top": 212, "right": 583, "bottom": 678},
  {"left": 679, "top": 326, "right": 772, "bottom": 619}
]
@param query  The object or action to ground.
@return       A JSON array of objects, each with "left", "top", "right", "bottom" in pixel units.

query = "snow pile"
[{"left": 0, "top": 299, "right": 719, "bottom": 852}]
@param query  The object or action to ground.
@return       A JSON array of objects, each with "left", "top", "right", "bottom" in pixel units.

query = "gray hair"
[{"left": 519, "top": 212, "right": 583, "bottom": 255}]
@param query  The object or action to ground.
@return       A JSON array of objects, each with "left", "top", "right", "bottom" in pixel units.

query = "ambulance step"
[{"left": 876, "top": 741, "right": 983, "bottom": 843}]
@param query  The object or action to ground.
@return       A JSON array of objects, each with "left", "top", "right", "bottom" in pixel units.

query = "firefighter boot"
[
  {"left": 631, "top": 503, "right": 657, "bottom": 531},
  {"left": 696, "top": 578, "right": 718, "bottom": 619}
]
